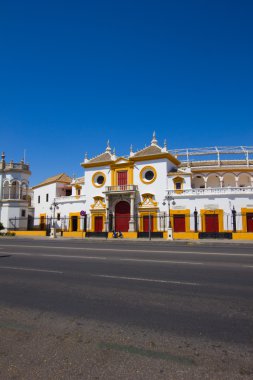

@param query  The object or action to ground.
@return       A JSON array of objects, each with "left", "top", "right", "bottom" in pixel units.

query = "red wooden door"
[
  {"left": 115, "top": 201, "right": 130, "bottom": 232},
  {"left": 143, "top": 215, "right": 153, "bottom": 232},
  {"left": 94, "top": 216, "right": 103, "bottom": 232},
  {"left": 173, "top": 215, "right": 186, "bottom": 232},
  {"left": 40, "top": 216, "right": 45, "bottom": 230},
  {"left": 246, "top": 213, "right": 253, "bottom": 232},
  {"left": 117, "top": 171, "right": 128, "bottom": 190},
  {"left": 205, "top": 214, "right": 219, "bottom": 232}
]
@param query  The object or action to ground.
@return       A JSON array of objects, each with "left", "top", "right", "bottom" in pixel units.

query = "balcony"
[
  {"left": 104, "top": 185, "right": 138, "bottom": 193},
  {"left": 0, "top": 162, "right": 30, "bottom": 171},
  {"left": 167, "top": 187, "right": 253, "bottom": 197},
  {"left": 54, "top": 195, "right": 86, "bottom": 203}
]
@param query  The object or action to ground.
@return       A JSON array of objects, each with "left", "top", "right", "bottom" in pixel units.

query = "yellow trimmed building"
[{"left": 31, "top": 133, "right": 253, "bottom": 239}]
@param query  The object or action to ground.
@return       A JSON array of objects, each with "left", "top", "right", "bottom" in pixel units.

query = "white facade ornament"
[
  {"left": 106, "top": 140, "right": 111, "bottom": 152},
  {"left": 162, "top": 139, "right": 167, "bottom": 152},
  {"left": 111, "top": 148, "right": 116, "bottom": 160},
  {"left": 151, "top": 131, "right": 158, "bottom": 146}
]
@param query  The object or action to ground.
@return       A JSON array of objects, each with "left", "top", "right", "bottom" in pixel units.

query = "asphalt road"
[{"left": 0, "top": 238, "right": 253, "bottom": 379}]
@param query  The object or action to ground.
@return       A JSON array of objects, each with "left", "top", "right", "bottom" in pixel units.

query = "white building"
[
  {"left": 30, "top": 133, "right": 253, "bottom": 240},
  {"left": 0, "top": 152, "right": 31, "bottom": 230}
]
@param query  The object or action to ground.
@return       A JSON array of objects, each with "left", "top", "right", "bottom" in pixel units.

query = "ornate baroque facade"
[{"left": 31, "top": 133, "right": 253, "bottom": 240}]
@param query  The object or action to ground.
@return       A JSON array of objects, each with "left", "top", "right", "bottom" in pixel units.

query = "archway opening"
[{"left": 115, "top": 201, "right": 130, "bottom": 232}]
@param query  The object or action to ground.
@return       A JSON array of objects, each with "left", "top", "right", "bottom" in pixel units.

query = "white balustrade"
[
  {"left": 167, "top": 187, "right": 253, "bottom": 196},
  {"left": 54, "top": 195, "right": 86, "bottom": 203}
]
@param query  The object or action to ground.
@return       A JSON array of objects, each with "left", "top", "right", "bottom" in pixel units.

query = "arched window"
[
  {"left": 3, "top": 181, "right": 9, "bottom": 199},
  {"left": 192, "top": 176, "right": 205, "bottom": 189},
  {"left": 206, "top": 174, "right": 220, "bottom": 188},
  {"left": 21, "top": 183, "right": 28, "bottom": 200},
  {"left": 223, "top": 173, "right": 236, "bottom": 188},
  {"left": 238, "top": 173, "right": 251, "bottom": 187},
  {"left": 10, "top": 181, "right": 20, "bottom": 199}
]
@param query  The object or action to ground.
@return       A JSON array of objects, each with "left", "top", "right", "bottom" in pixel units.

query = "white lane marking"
[
  {"left": 92, "top": 274, "right": 199, "bottom": 286},
  {"left": 0, "top": 266, "right": 63, "bottom": 274},
  {"left": 3, "top": 251, "right": 253, "bottom": 271},
  {"left": 0, "top": 252, "right": 32, "bottom": 256},
  {"left": 0, "top": 243, "right": 252, "bottom": 257},
  {"left": 3, "top": 252, "right": 204, "bottom": 265},
  {"left": 119, "top": 258, "right": 204, "bottom": 265}
]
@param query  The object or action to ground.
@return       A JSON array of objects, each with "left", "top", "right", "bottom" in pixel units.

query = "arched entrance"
[{"left": 115, "top": 201, "right": 130, "bottom": 232}]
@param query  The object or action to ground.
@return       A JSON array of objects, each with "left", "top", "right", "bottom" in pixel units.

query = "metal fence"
[{"left": 8, "top": 211, "right": 253, "bottom": 235}]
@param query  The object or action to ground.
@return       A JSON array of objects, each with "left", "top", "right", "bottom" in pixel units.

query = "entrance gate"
[
  {"left": 246, "top": 213, "right": 253, "bottom": 232},
  {"left": 143, "top": 215, "right": 153, "bottom": 232},
  {"left": 115, "top": 201, "right": 130, "bottom": 232},
  {"left": 94, "top": 216, "right": 103, "bottom": 232},
  {"left": 205, "top": 214, "right": 219, "bottom": 233},
  {"left": 173, "top": 215, "right": 186, "bottom": 232},
  {"left": 71, "top": 216, "right": 78, "bottom": 232}
]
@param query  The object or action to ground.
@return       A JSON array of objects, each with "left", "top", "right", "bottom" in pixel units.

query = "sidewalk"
[{"left": 1, "top": 235, "right": 253, "bottom": 246}]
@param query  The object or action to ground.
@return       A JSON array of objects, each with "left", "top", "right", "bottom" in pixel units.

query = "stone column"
[
  {"left": 204, "top": 177, "right": 208, "bottom": 188},
  {"left": 19, "top": 183, "right": 22, "bottom": 199},
  {"left": 129, "top": 194, "right": 135, "bottom": 232}
]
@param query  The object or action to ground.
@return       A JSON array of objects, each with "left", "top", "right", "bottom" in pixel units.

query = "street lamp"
[
  {"left": 162, "top": 194, "right": 175, "bottom": 240},
  {"left": 49, "top": 200, "right": 59, "bottom": 238}
]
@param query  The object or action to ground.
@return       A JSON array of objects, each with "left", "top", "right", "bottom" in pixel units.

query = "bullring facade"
[{"left": 30, "top": 133, "right": 253, "bottom": 240}]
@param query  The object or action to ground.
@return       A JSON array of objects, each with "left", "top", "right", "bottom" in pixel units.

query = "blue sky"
[{"left": 0, "top": 0, "right": 252, "bottom": 185}]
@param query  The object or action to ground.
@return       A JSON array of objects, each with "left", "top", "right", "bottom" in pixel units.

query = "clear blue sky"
[{"left": 0, "top": 0, "right": 252, "bottom": 185}]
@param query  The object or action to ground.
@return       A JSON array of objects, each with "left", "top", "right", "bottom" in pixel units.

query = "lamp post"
[
  {"left": 232, "top": 206, "right": 237, "bottom": 233},
  {"left": 162, "top": 195, "right": 175, "bottom": 240},
  {"left": 49, "top": 201, "right": 59, "bottom": 238}
]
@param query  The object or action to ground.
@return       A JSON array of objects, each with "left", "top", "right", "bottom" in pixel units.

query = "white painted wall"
[
  {"left": 170, "top": 193, "right": 253, "bottom": 231},
  {"left": 134, "top": 159, "right": 170, "bottom": 213},
  {"left": 83, "top": 166, "right": 111, "bottom": 212}
]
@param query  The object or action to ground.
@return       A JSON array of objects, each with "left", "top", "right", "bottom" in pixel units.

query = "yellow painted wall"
[
  {"left": 69, "top": 212, "right": 81, "bottom": 232},
  {"left": 111, "top": 164, "right": 134, "bottom": 186},
  {"left": 241, "top": 208, "right": 253, "bottom": 232},
  {"left": 138, "top": 211, "right": 158, "bottom": 232},
  {"left": 91, "top": 212, "right": 106, "bottom": 232},
  {"left": 63, "top": 231, "right": 85, "bottom": 238},
  {"left": 173, "top": 232, "right": 199, "bottom": 240},
  {"left": 200, "top": 209, "right": 224, "bottom": 232},
  {"left": 232, "top": 233, "right": 253, "bottom": 240},
  {"left": 108, "top": 232, "right": 138, "bottom": 239},
  {"left": 10, "top": 231, "right": 47, "bottom": 237},
  {"left": 170, "top": 209, "right": 191, "bottom": 232}
]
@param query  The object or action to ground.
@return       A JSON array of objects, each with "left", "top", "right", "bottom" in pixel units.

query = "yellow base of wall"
[
  {"left": 108, "top": 232, "right": 138, "bottom": 239},
  {"left": 173, "top": 232, "right": 199, "bottom": 240},
  {"left": 232, "top": 233, "right": 253, "bottom": 240},
  {"left": 163, "top": 231, "right": 198, "bottom": 240},
  {"left": 62, "top": 232, "right": 86, "bottom": 238},
  {"left": 10, "top": 231, "right": 47, "bottom": 237}
]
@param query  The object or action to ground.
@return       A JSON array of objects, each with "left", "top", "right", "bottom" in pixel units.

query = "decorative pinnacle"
[
  {"left": 151, "top": 131, "right": 158, "bottom": 146},
  {"left": 164, "top": 139, "right": 167, "bottom": 149},
  {"left": 106, "top": 140, "right": 111, "bottom": 152},
  {"left": 85, "top": 152, "right": 88, "bottom": 159},
  {"left": 1, "top": 152, "right": 5, "bottom": 161},
  {"left": 113, "top": 147, "right": 116, "bottom": 155}
]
